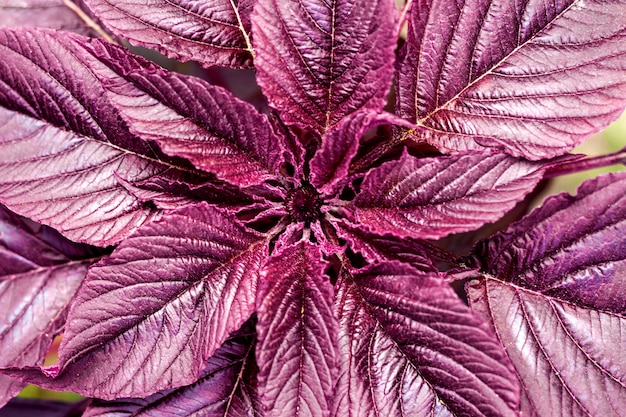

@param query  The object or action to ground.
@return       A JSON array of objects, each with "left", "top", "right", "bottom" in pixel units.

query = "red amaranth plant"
[{"left": 0, "top": 0, "right": 625, "bottom": 416}]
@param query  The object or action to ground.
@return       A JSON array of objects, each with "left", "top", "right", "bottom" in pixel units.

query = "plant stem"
[
  {"left": 545, "top": 148, "right": 626, "bottom": 178},
  {"left": 63, "top": 0, "right": 117, "bottom": 44}
]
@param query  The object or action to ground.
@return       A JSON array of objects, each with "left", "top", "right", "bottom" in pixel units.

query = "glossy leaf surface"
[
  {"left": 72, "top": 31, "right": 285, "bottom": 187},
  {"left": 83, "top": 322, "right": 259, "bottom": 417},
  {"left": 466, "top": 172, "right": 626, "bottom": 416},
  {"left": 310, "top": 112, "right": 413, "bottom": 194},
  {"left": 0, "top": 29, "right": 183, "bottom": 245},
  {"left": 334, "top": 262, "right": 520, "bottom": 416},
  {"left": 83, "top": 0, "right": 254, "bottom": 68},
  {"left": 0, "top": 29, "right": 279, "bottom": 248},
  {"left": 353, "top": 151, "right": 558, "bottom": 239},
  {"left": 397, "top": 0, "right": 626, "bottom": 159},
  {"left": 252, "top": 0, "right": 397, "bottom": 135},
  {"left": 334, "top": 220, "right": 439, "bottom": 272},
  {"left": 0, "top": 0, "right": 625, "bottom": 415},
  {"left": 2, "top": 203, "right": 266, "bottom": 399},
  {"left": 257, "top": 242, "right": 338, "bottom": 417}
]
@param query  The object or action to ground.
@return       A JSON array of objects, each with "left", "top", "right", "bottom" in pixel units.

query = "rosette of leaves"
[{"left": 0, "top": 0, "right": 625, "bottom": 416}]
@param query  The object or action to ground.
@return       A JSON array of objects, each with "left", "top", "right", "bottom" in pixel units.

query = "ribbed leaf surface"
[
  {"left": 0, "top": 29, "right": 280, "bottom": 246},
  {"left": 0, "top": 0, "right": 94, "bottom": 34},
  {"left": 257, "top": 242, "right": 338, "bottom": 417},
  {"left": 2, "top": 203, "right": 266, "bottom": 399},
  {"left": 333, "top": 262, "right": 520, "bottom": 416},
  {"left": 0, "top": 29, "right": 190, "bottom": 245},
  {"left": 72, "top": 31, "right": 284, "bottom": 187},
  {"left": 353, "top": 151, "right": 559, "bottom": 239},
  {"left": 310, "top": 112, "right": 413, "bottom": 194},
  {"left": 334, "top": 220, "right": 438, "bottom": 273},
  {"left": 83, "top": 323, "right": 259, "bottom": 417},
  {"left": 252, "top": 0, "right": 397, "bottom": 135},
  {"left": 0, "top": 206, "right": 97, "bottom": 407},
  {"left": 466, "top": 171, "right": 626, "bottom": 417},
  {"left": 83, "top": 0, "right": 254, "bottom": 68},
  {"left": 397, "top": 0, "right": 626, "bottom": 159}
]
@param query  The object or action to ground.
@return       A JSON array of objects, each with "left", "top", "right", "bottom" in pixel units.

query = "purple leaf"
[
  {"left": 334, "top": 261, "right": 520, "bottom": 416},
  {"left": 0, "top": 107, "right": 163, "bottom": 246},
  {"left": 0, "top": 206, "right": 98, "bottom": 407},
  {"left": 0, "top": 0, "right": 94, "bottom": 35},
  {"left": 115, "top": 170, "right": 256, "bottom": 211},
  {"left": 251, "top": 0, "right": 397, "bottom": 135},
  {"left": 396, "top": 0, "right": 626, "bottom": 159},
  {"left": 334, "top": 220, "right": 439, "bottom": 272},
  {"left": 83, "top": 0, "right": 254, "bottom": 68},
  {"left": 353, "top": 150, "right": 562, "bottom": 239},
  {"left": 73, "top": 32, "right": 286, "bottom": 187},
  {"left": 0, "top": 29, "right": 280, "bottom": 246},
  {"left": 466, "top": 171, "right": 626, "bottom": 416},
  {"left": 2, "top": 203, "right": 267, "bottom": 399},
  {"left": 0, "top": 398, "right": 87, "bottom": 417},
  {"left": 256, "top": 242, "right": 338, "bottom": 417},
  {"left": 310, "top": 112, "right": 414, "bottom": 194},
  {"left": 0, "top": 29, "right": 190, "bottom": 245},
  {"left": 83, "top": 322, "right": 259, "bottom": 417}
]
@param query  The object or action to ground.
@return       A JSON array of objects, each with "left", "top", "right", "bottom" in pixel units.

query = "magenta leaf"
[
  {"left": 83, "top": 0, "right": 254, "bottom": 68},
  {"left": 0, "top": 0, "right": 94, "bottom": 35},
  {"left": 0, "top": 29, "right": 280, "bottom": 246},
  {"left": 73, "top": 32, "right": 285, "bottom": 187},
  {"left": 83, "top": 321, "right": 259, "bottom": 417},
  {"left": 334, "top": 220, "right": 439, "bottom": 273},
  {"left": 116, "top": 170, "right": 257, "bottom": 211},
  {"left": 0, "top": 399, "right": 87, "bottom": 417},
  {"left": 0, "top": 205, "right": 99, "bottom": 407},
  {"left": 396, "top": 0, "right": 626, "bottom": 159},
  {"left": 0, "top": 29, "right": 190, "bottom": 245},
  {"left": 310, "top": 112, "right": 414, "bottom": 194},
  {"left": 251, "top": 0, "right": 397, "bottom": 135},
  {"left": 256, "top": 242, "right": 338, "bottom": 417},
  {"left": 466, "top": 172, "right": 626, "bottom": 416},
  {"left": 353, "top": 150, "right": 560, "bottom": 239},
  {"left": 334, "top": 261, "right": 520, "bottom": 416},
  {"left": 2, "top": 203, "right": 267, "bottom": 399}
]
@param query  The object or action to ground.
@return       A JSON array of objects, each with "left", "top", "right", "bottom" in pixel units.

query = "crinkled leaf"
[
  {"left": 0, "top": 29, "right": 279, "bottom": 246},
  {"left": 70, "top": 31, "right": 285, "bottom": 187},
  {"left": 83, "top": 0, "right": 254, "bottom": 68},
  {"left": 465, "top": 171, "right": 626, "bottom": 416},
  {"left": 1, "top": 203, "right": 267, "bottom": 399},
  {"left": 252, "top": 0, "right": 397, "bottom": 135},
  {"left": 83, "top": 321, "right": 259, "bottom": 417},
  {"left": 116, "top": 169, "right": 256, "bottom": 211},
  {"left": 0, "top": 206, "right": 98, "bottom": 407},
  {"left": 334, "top": 261, "right": 520, "bottom": 416},
  {"left": 310, "top": 112, "right": 414, "bottom": 194},
  {"left": 0, "top": 0, "right": 94, "bottom": 35},
  {"left": 257, "top": 242, "right": 338, "bottom": 417},
  {"left": 0, "top": 29, "right": 199, "bottom": 245},
  {"left": 334, "top": 220, "right": 439, "bottom": 272},
  {"left": 397, "top": 0, "right": 626, "bottom": 159},
  {"left": 353, "top": 150, "right": 561, "bottom": 239}
]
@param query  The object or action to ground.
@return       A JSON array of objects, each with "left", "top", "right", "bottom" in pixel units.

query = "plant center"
[{"left": 285, "top": 183, "right": 323, "bottom": 222}]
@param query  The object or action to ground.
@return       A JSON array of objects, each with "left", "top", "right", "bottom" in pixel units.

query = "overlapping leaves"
[
  {"left": 83, "top": 0, "right": 255, "bottom": 68},
  {"left": 396, "top": 0, "right": 626, "bottom": 159},
  {"left": 0, "top": 0, "right": 624, "bottom": 416},
  {"left": 463, "top": 172, "right": 626, "bottom": 416},
  {"left": 0, "top": 205, "right": 101, "bottom": 407}
]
